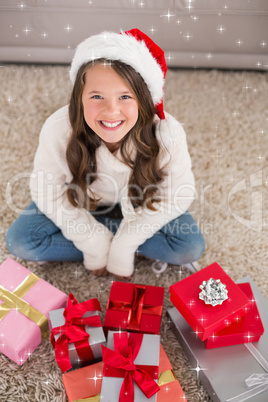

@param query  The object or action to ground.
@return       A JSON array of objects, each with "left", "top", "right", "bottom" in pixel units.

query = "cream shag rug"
[{"left": 0, "top": 64, "right": 268, "bottom": 402}]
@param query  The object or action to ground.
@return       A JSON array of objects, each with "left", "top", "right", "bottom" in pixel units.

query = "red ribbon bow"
[
  {"left": 102, "top": 332, "right": 160, "bottom": 401},
  {"left": 51, "top": 293, "right": 102, "bottom": 372},
  {"left": 107, "top": 284, "right": 162, "bottom": 331}
]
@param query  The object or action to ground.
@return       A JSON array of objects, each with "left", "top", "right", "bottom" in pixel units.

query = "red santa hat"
[{"left": 69, "top": 28, "right": 167, "bottom": 119}]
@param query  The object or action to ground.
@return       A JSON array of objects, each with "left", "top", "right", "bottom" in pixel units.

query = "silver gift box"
[
  {"left": 167, "top": 276, "right": 268, "bottom": 402},
  {"left": 49, "top": 308, "right": 106, "bottom": 370},
  {"left": 100, "top": 331, "right": 160, "bottom": 402}
]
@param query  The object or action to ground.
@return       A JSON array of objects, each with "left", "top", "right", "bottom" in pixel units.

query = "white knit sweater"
[{"left": 30, "top": 105, "right": 195, "bottom": 276}]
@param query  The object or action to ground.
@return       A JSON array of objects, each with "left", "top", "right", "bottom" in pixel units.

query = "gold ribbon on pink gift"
[{"left": 0, "top": 272, "right": 49, "bottom": 341}]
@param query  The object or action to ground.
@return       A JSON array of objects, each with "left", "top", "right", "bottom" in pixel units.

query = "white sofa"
[{"left": 0, "top": 0, "right": 267, "bottom": 70}]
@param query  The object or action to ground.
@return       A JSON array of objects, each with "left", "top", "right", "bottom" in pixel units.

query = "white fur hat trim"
[{"left": 69, "top": 31, "right": 165, "bottom": 106}]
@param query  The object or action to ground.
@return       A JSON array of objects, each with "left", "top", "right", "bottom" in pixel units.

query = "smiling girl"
[
  {"left": 81, "top": 62, "right": 139, "bottom": 152},
  {"left": 6, "top": 29, "right": 205, "bottom": 277}
]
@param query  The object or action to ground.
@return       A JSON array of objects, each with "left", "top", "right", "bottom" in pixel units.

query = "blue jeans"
[{"left": 6, "top": 202, "right": 205, "bottom": 265}]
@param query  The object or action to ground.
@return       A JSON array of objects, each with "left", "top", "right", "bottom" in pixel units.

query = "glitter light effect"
[
  {"left": 86, "top": 371, "right": 103, "bottom": 386},
  {"left": 189, "top": 363, "right": 208, "bottom": 380},
  {"left": 1, "top": 1, "right": 268, "bottom": 401},
  {"left": 4, "top": 0, "right": 266, "bottom": 72},
  {"left": 160, "top": 9, "right": 176, "bottom": 22}
]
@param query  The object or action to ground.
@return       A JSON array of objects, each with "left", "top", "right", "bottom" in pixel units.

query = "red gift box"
[
  {"left": 103, "top": 281, "right": 165, "bottom": 335},
  {"left": 169, "top": 262, "right": 251, "bottom": 341},
  {"left": 204, "top": 282, "right": 264, "bottom": 348}
]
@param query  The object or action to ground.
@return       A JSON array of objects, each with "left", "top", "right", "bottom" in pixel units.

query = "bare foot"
[
  {"left": 91, "top": 267, "right": 109, "bottom": 277},
  {"left": 114, "top": 274, "right": 131, "bottom": 280}
]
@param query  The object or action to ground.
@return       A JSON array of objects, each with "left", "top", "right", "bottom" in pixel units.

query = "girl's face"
[{"left": 82, "top": 63, "right": 139, "bottom": 152}]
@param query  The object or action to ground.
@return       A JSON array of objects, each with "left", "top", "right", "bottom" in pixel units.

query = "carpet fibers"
[{"left": 0, "top": 64, "right": 268, "bottom": 401}]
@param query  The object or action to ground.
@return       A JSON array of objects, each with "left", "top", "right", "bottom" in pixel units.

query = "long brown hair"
[{"left": 66, "top": 59, "right": 165, "bottom": 211}]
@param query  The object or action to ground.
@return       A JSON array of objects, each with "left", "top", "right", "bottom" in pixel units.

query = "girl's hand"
[{"left": 91, "top": 267, "right": 109, "bottom": 277}]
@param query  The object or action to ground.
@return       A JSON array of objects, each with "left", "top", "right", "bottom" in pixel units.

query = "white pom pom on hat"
[{"left": 69, "top": 28, "right": 167, "bottom": 119}]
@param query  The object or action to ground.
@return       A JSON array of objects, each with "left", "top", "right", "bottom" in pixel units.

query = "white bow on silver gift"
[
  {"left": 245, "top": 373, "right": 268, "bottom": 388},
  {"left": 226, "top": 343, "right": 268, "bottom": 402}
]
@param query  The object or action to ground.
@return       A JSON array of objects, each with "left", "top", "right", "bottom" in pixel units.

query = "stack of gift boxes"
[
  {"left": 0, "top": 258, "right": 267, "bottom": 401},
  {"left": 168, "top": 262, "right": 267, "bottom": 402},
  {"left": 0, "top": 258, "right": 185, "bottom": 401}
]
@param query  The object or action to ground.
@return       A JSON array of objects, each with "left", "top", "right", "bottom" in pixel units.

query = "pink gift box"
[{"left": 0, "top": 258, "right": 67, "bottom": 365}]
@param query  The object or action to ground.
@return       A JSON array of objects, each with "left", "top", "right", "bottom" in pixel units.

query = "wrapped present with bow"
[
  {"left": 204, "top": 282, "right": 264, "bottom": 349},
  {"left": 101, "top": 331, "right": 161, "bottom": 401},
  {"left": 50, "top": 293, "right": 106, "bottom": 372},
  {"left": 62, "top": 343, "right": 186, "bottom": 401},
  {"left": 167, "top": 276, "right": 268, "bottom": 402},
  {"left": 103, "top": 282, "right": 165, "bottom": 335},
  {"left": 169, "top": 262, "right": 251, "bottom": 340},
  {"left": 0, "top": 258, "right": 67, "bottom": 365}
]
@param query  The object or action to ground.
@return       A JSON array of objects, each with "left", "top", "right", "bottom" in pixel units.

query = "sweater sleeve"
[
  {"left": 30, "top": 107, "right": 113, "bottom": 270},
  {"left": 106, "top": 114, "right": 195, "bottom": 276}
]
